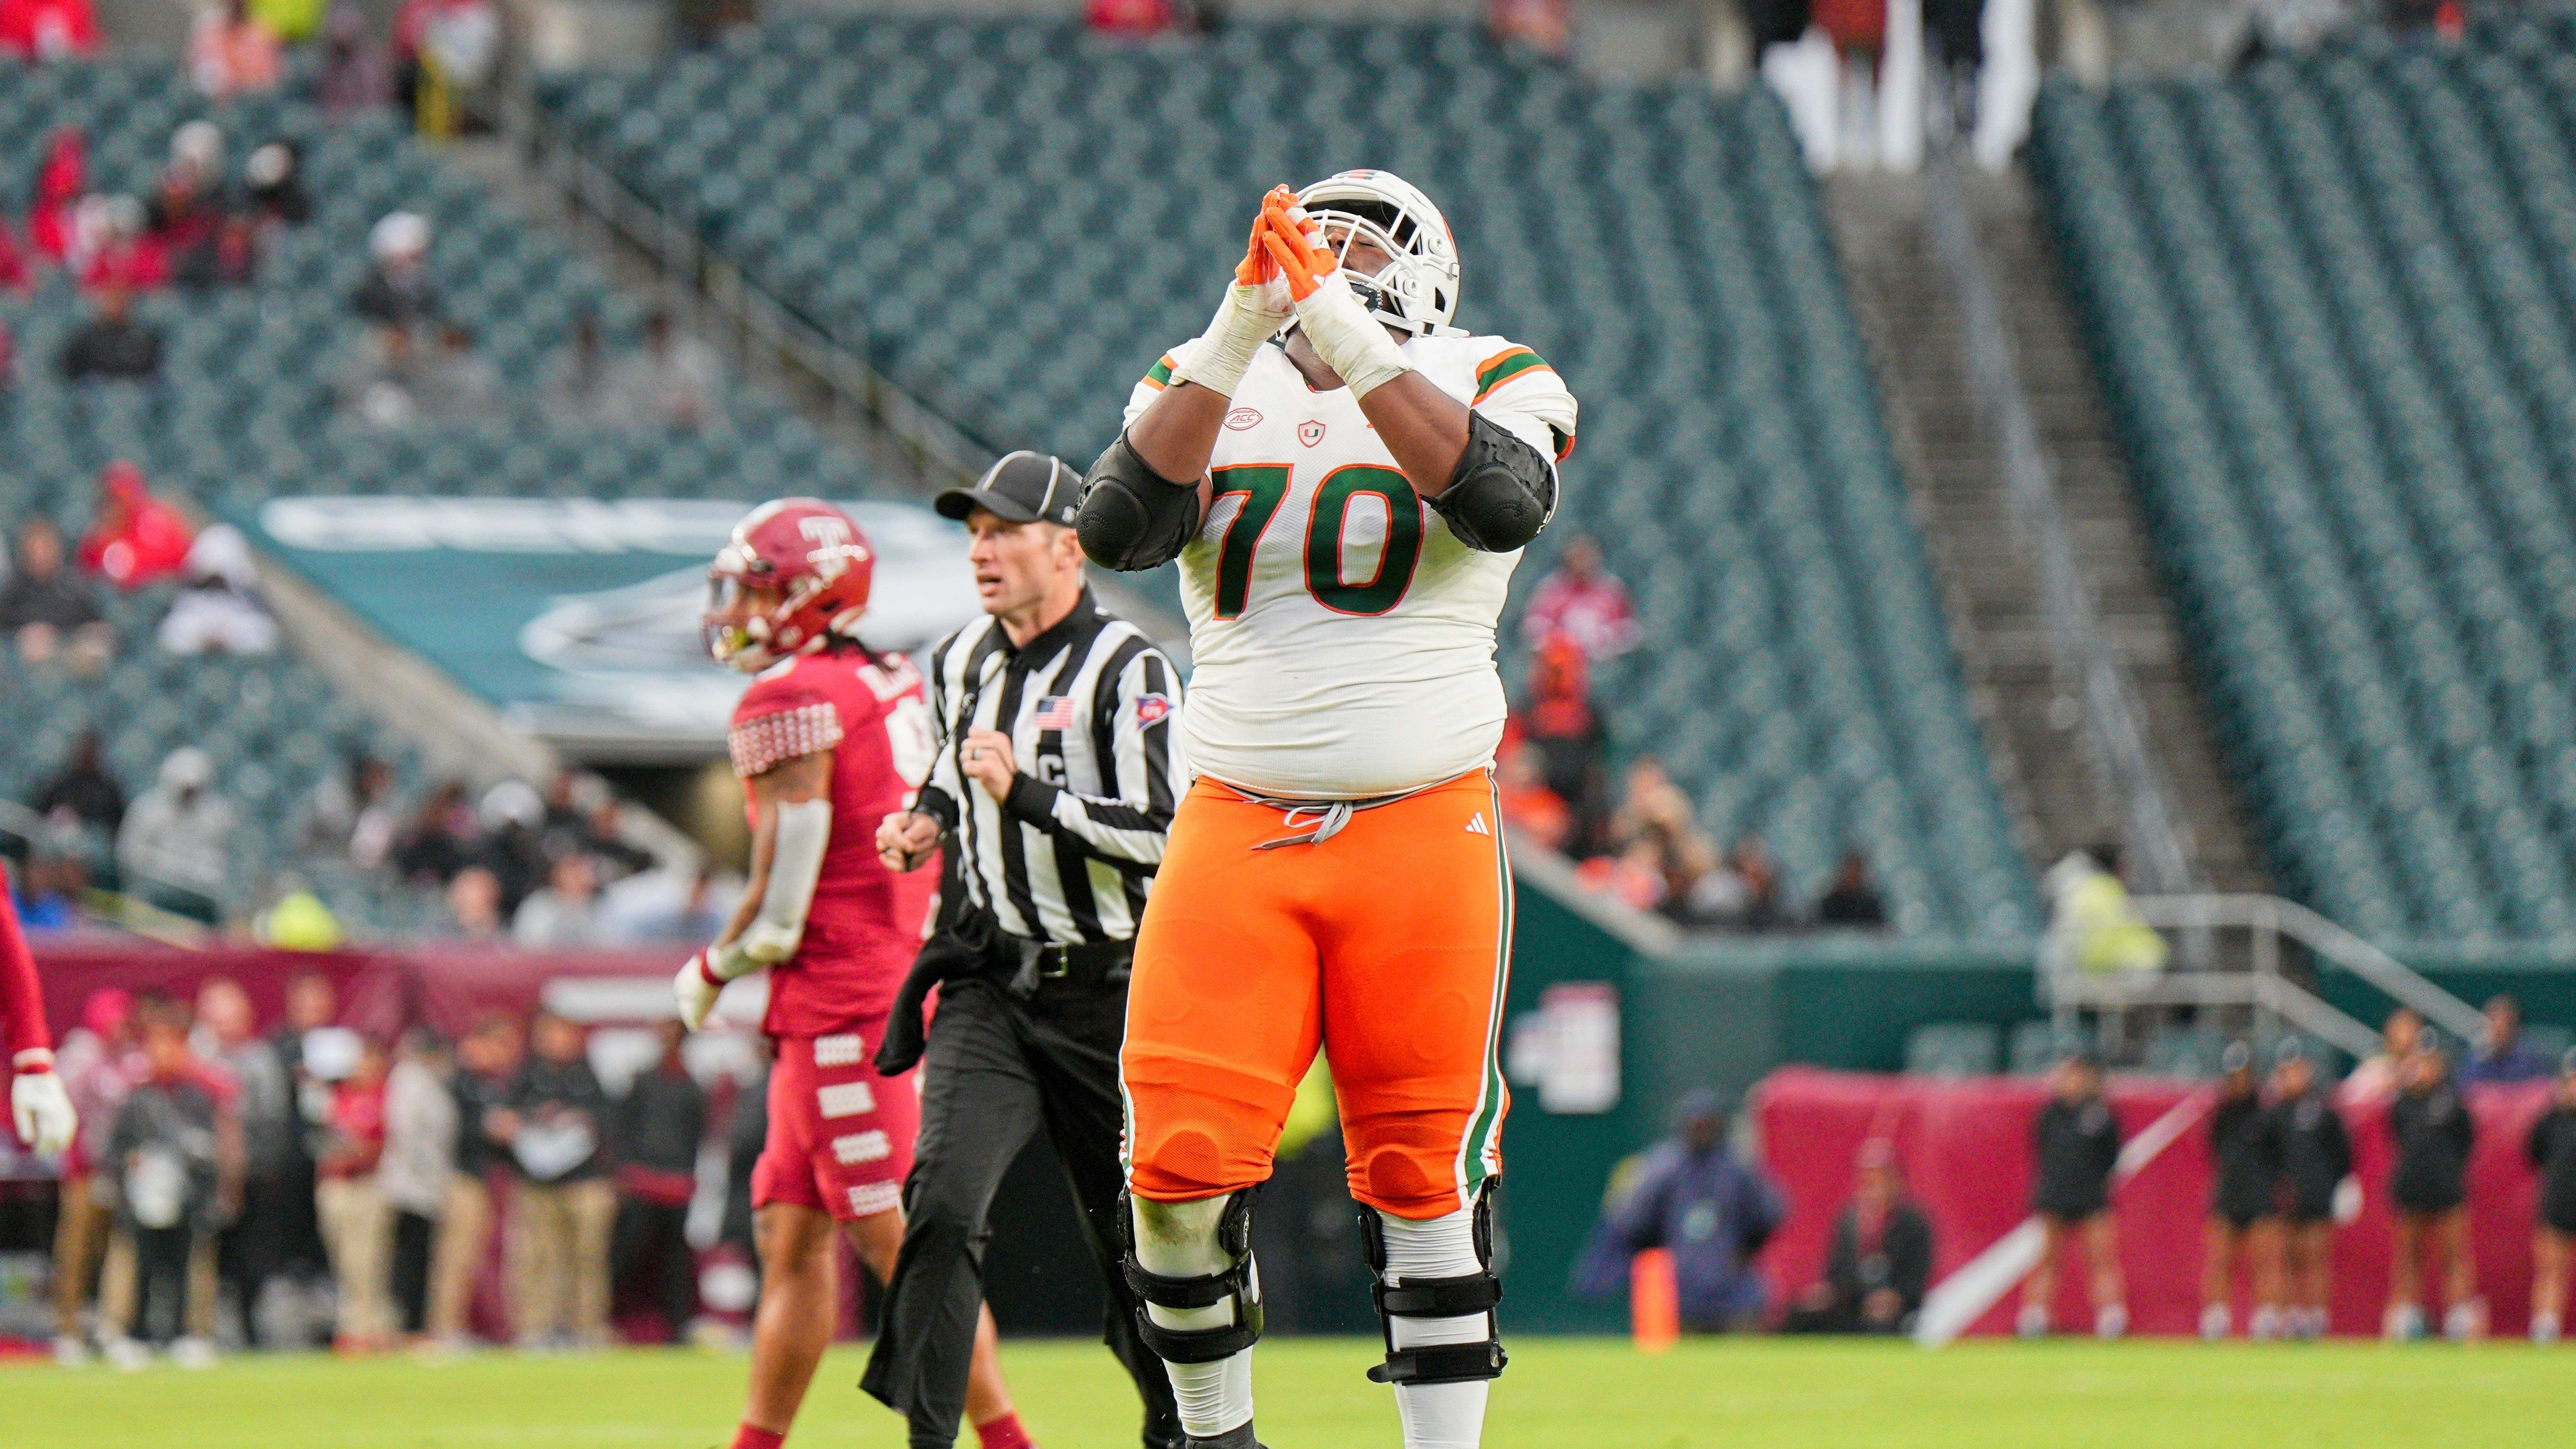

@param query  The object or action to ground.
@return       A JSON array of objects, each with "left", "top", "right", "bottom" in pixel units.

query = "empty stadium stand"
[
  {"left": 546, "top": 19, "right": 2038, "bottom": 936},
  {"left": 2031, "top": 28, "right": 2576, "bottom": 945}
]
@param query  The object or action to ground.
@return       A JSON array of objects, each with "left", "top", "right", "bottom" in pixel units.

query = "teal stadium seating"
[
  {"left": 2032, "top": 25, "right": 2576, "bottom": 946},
  {"left": 0, "top": 56, "right": 876, "bottom": 927},
  {"left": 548, "top": 19, "right": 2038, "bottom": 935}
]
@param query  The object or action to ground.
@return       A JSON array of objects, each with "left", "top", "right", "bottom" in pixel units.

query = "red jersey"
[
  {"left": 728, "top": 645, "right": 940, "bottom": 1037},
  {"left": 1, "top": 887, "right": 49, "bottom": 1064}
]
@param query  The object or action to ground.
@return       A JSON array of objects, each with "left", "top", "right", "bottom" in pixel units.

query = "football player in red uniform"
[{"left": 682, "top": 499, "right": 1029, "bottom": 1449}]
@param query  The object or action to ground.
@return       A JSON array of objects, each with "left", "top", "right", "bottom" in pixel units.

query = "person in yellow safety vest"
[{"left": 2043, "top": 844, "right": 2168, "bottom": 978}]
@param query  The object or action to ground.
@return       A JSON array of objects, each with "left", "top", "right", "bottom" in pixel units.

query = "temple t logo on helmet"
[
  {"left": 1291, "top": 170, "right": 1462, "bottom": 338},
  {"left": 703, "top": 498, "right": 877, "bottom": 672}
]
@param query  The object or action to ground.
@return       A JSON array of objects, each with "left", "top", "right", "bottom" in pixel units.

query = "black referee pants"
[{"left": 860, "top": 974, "right": 1182, "bottom": 1449}]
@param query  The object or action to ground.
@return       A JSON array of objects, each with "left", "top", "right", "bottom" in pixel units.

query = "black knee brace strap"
[
  {"left": 1120, "top": 1189, "right": 1264, "bottom": 1364},
  {"left": 1358, "top": 1187, "right": 1507, "bottom": 1386}
]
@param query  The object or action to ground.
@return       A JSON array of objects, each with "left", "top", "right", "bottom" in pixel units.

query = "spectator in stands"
[
  {"left": 430, "top": 1012, "right": 518, "bottom": 1347},
  {"left": 2019, "top": 1048, "right": 2127, "bottom": 1339},
  {"left": 1086, "top": 0, "right": 1179, "bottom": 35},
  {"left": 34, "top": 730, "right": 125, "bottom": 841},
  {"left": 475, "top": 780, "right": 548, "bottom": 911},
  {"left": 2202, "top": 1041, "right": 2282, "bottom": 1340},
  {"left": 195, "top": 977, "right": 295, "bottom": 1348},
  {"left": 578, "top": 793, "right": 654, "bottom": 882},
  {"left": 316, "top": 2, "right": 390, "bottom": 115},
  {"left": 2465, "top": 994, "right": 2554, "bottom": 1085},
  {"left": 189, "top": 0, "right": 283, "bottom": 98},
  {"left": 1716, "top": 834, "right": 1787, "bottom": 932},
  {"left": 417, "top": 323, "right": 501, "bottom": 421},
  {"left": 25, "top": 128, "right": 84, "bottom": 263},
  {"left": 514, "top": 850, "right": 605, "bottom": 949},
  {"left": 58, "top": 284, "right": 166, "bottom": 384},
  {"left": 79, "top": 462, "right": 197, "bottom": 589},
  {"left": 1812, "top": 848, "right": 1889, "bottom": 929},
  {"left": 1487, "top": 0, "right": 1569, "bottom": 53},
  {"left": 1579, "top": 1089, "right": 1784, "bottom": 1332},
  {"left": 79, "top": 196, "right": 170, "bottom": 293},
  {"left": 2386, "top": 1031, "right": 2479, "bottom": 1341},
  {"left": 105, "top": 994, "right": 236, "bottom": 1369},
  {"left": 1, "top": 516, "right": 113, "bottom": 675},
  {"left": 2526, "top": 1049, "right": 2576, "bottom": 1345},
  {"left": 1783, "top": 1138, "right": 1933, "bottom": 1334},
  {"left": 315, "top": 1033, "right": 395, "bottom": 1352},
  {"left": 393, "top": 780, "right": 479, "bottom": 885},
  {"left": 299, "top": 751, "right": 403, "bottom": 871},
  {"left": 0, "top": 221, "right": 30, "bottom": 292},
  {"left": 605, "top": 866, "right": 728, "bottom": 945},
  {"left": 493, "top": 1009, "right": 616, "bottom": 1349},
  {"left": 157, "top": 523, "right": 280, "bottom": 656},
  {"left": 381, "top": 1027, "right": 456, "bottom": 1345},
  {"left": 117, "top": 747, "right": 235, "bottom": 924},
  {"left": 256, "top": 876, "right": 346, "bottom": 951},
  {"left": 392, "top": 0, "right": 501, "bottom": 136},
  {"left": 0, "top": 0, "right": 96, "bottom": 58},
  {"left": 2266, "top": 1041, "right": 2350, "bottom": 1341},
  {"left": 2342, "top": 1007, "right": 2421, "bottom": 1105},
  {"left": 1522, "top": 534, "right": 1637, "bottom": 663},
  {"left": 147, "top": 130, "right": 225, "bottom": 256},
  {"left": 1521, "top": 633, "right": 1608, "bottom": 843},
  {"left": 353, "top": 211, "right": 438, "bottom": 329},
  {"left": 2039, "top": 844, "right": 2167, "bottom": 981},
  {"left": 243, "top": 141, "right": 312, "bottom": 228},
  {"left": 611, "top": 1020, "right": 706, "bottom": 1343},
  {"left": 541, "top": 314, "right": 616, "bottom": 425},
  {"left": 442, "top": 865, "right": 507, "bottom": 943},
  {"left": 1495, "top": 740, "right": 1571, "bottom": 851},
  {"left": 608, "top": 309, "right": 724, "bottom": 430},
  {"left": 12, "top": 850, "right": 85, "bottom": 929}
]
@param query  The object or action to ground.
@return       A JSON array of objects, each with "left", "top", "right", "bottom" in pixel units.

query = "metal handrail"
[
  {"left": 1922, "top": 153, "right": 2196, "bottom": 899},
  {"left": 524, "top": 115, "right": 992, "bottom": 489},
  {"left": 2131, "top": 893, "right": 2486, "bottom": 1043}
]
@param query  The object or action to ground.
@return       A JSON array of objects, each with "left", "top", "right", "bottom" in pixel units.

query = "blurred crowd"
[
  {"left": 1500, "top": 536, "right": 1892, "bottom": 934},
  {"left": 40, "top": 972, "right": 766, "bottom": 1365}
]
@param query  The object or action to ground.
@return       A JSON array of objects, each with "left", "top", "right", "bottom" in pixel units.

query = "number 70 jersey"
[{"left": 1122, "top": 331, "right": 1578, "bottom": 800}]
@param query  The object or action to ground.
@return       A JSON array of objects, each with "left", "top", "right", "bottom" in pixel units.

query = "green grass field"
[{"left": 8, "top": 1336, "right": 2566, "bottom": 1448}]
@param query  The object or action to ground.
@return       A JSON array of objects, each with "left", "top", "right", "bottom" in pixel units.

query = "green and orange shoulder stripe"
[{"left": 1469, "top": 344, "right": 1575, "bottom": 460}]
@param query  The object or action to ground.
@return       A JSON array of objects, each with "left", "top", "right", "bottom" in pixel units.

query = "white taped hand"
[{"left": 12, "top": 1069, "right": 75, "bottom": 1156}]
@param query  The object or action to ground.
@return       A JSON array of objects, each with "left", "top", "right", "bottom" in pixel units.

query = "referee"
[{"left": 862, "top": 451, "right": 1186, "bottom": 1449}]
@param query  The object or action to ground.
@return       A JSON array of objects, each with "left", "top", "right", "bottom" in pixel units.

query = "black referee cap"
[{"left": 936, "top": 451, "right": 1080, "bottom": 527}]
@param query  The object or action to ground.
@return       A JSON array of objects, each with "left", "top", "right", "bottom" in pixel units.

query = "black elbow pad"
[
  {"left": 1076, "top": 432, "right": 1204, "bottom": 572},
  {"left": 1429, "top": 411, "right": 1557, "bottom": 553}
]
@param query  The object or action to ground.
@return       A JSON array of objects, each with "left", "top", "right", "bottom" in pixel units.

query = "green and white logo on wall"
[{"left": 246, "top": 498, "right": 980, "bottom": 757}]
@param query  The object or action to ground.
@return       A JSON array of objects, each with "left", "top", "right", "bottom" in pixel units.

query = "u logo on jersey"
[{"left": 1298, "top": 420, "right": 1327, "bottom": 448}]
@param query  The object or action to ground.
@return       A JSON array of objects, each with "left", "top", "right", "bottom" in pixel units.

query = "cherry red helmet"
[{"left": 702, "top": 498, "right": 875, "bottom": 672}]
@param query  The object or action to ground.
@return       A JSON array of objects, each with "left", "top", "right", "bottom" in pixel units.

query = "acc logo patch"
[
  {"left": 1135, "top": 694, "right": 1174, "bottom": 728},
  {"left": 1298, "top": 420, "right": 1326, "bottom": 448},
  {"left": 1224, "top": 406, "right": 1263, "bottom": 431}
]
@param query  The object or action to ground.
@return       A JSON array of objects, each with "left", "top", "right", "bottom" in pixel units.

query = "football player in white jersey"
[{"left": 1074, "top": 174, "right": 1576, "bottom": 1449}]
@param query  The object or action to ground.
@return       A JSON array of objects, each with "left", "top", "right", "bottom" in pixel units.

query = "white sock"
[
  {"left": 1378, "top": 1208, "right": 1492, "bottom": 1449},
  {"left": 1132, "top": 1196, "right": 1255, "bottom": 1440}
]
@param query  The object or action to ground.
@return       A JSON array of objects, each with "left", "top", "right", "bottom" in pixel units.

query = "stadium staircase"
[
  {"left": 2031, "top": 27, "right": 2576, "bottom": 949},
  {"left": 541, "top": 17, "right": 2042, "bottom": 937},
  {"left": 1830, "top": 165, "right": 2268, "bottom": 894}
]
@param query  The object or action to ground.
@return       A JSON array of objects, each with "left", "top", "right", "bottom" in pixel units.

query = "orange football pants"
[{"left": 1121, "top": 770, "right": 1512, "bottom": 1220}]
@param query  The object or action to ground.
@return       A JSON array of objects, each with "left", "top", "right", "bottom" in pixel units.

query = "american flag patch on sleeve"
[
  {"left": 1032, "top": 696, "right": 1077, "bottom": 731},
  {"left": 729, "top": 702, "right": 845, "bottom": 778}
]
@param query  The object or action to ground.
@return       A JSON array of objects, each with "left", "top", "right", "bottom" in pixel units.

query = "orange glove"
[
  {"left": 1258, "top": 191, "right": 1338, "bottom": 301},
  {"left": 1168, "top": 187, "right": 1297, "bottom": 398},
  {"left": 1237, "top": 185, "right": 1298, "bottom": 287}
]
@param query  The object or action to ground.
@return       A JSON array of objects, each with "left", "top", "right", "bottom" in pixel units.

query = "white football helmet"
[{"left": 1292, "top": 170, "right": 1461, "bottom": 337}]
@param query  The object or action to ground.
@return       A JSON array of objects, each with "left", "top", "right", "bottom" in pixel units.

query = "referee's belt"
[{"left": 997, "top": 931, "right": 1134, "bottom": 995}]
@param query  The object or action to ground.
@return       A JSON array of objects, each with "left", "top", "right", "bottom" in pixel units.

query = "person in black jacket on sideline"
[
  {"left": 2018, "top": 1049, "right": 2127, "bottom": 1338},
  {"left": 2265, "top": 1042, "right": 2351, "bottom": 1341},
  {"left": 2201, "top": 1042, "right": 2282, "bottom": 1340},
  {"left": 610, "top": 1020, "right": 708, "bottom": 1343},
  {"left": 2523, "top": 1049, "right": 2576, "bottom": 1344},
  {"left": 2385, "top": 1033, "right": 2479, "bottom": 1341},
  {"left": 1784, "top": 1138, "right": 1935, "bottom": 1334}
]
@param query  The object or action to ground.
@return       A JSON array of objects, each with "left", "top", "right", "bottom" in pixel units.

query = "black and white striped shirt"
[{"left": 914, "top": 589, "right": 1185, "bottom": 945}]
